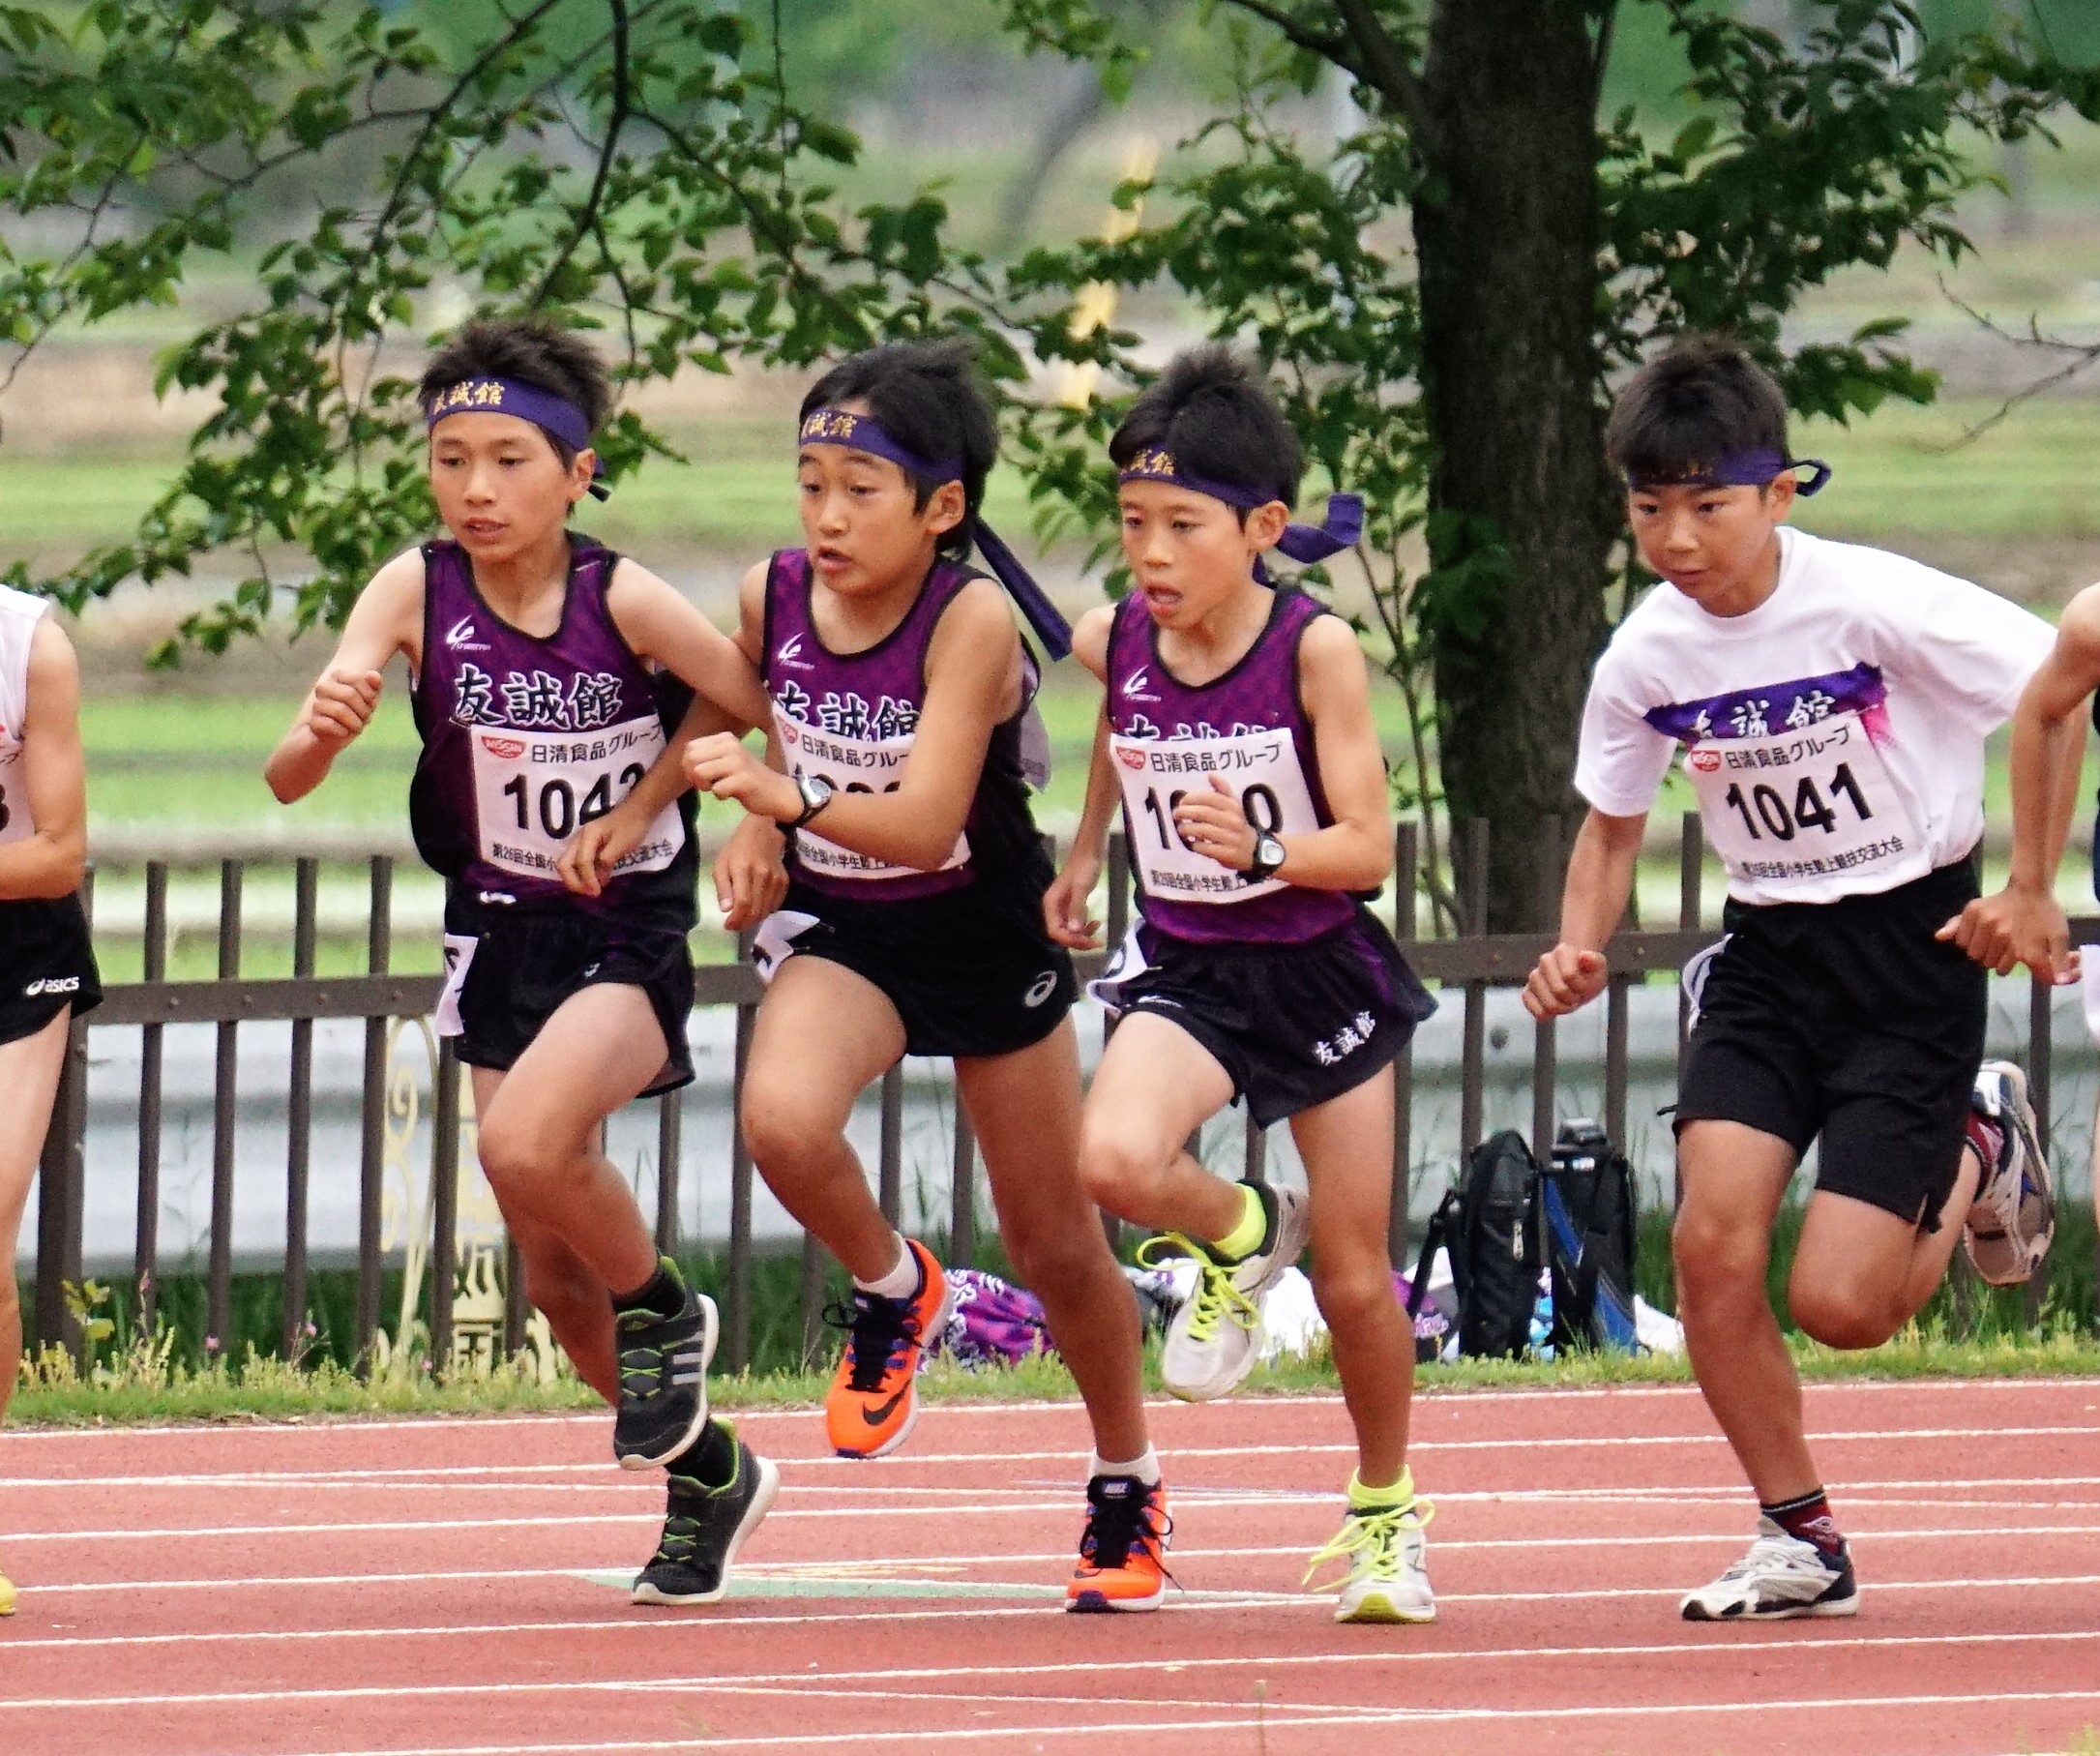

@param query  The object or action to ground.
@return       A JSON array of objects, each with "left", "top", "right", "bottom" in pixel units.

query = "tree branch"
[
  {"left": 1217, "top": 0, "right": 1357, "bottom": 72},
  {"left": 1330, "top": 0, "right": 1433, "bottom": 139},
  {"left": 530, "top": 0, "right": 630, "bottom": 308}
]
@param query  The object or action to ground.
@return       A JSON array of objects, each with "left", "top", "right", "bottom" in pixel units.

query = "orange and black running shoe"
[
  {"left": 824, "top": 1237, "right": 948, "bottom": 1459},
  {"left": 1067, "top": 1474, "right": 1172, "bottom": 1613}
]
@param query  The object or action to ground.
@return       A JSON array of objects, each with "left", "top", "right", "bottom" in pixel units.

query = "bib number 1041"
[
  {"left": 1140, "top": 781, "right": 1285, "bottom": 852},
  {"left": 1721, "top": 762, "right": 1872, "bottom": 843}
]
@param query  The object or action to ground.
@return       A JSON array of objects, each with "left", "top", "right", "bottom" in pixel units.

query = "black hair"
[
  {"left": 419, "top": 317, "right": 613, "bottom": 467},
  {"left": 1108, "top": 344, "right": 1305, "bottom": 514},
  {"left": 799, "top": 341, "right": 997, "bottom": 562},
  {"left": 1605, "top": 334, "right": 1789, "bottom": 486}
]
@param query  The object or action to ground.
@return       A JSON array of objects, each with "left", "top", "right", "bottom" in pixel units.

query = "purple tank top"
[
  {"left": 763, "top": 550, "right": 1044, "bottom": 902},
  {"left": 409, "top": 537, "right": 697, "bottom": 926},
  {"left": 1106, "top": 588, "right": 1350, "bottom": 944}
]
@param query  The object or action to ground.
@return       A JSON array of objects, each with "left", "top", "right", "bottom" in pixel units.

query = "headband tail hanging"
[
  {"left": 971, "top": 521, "right": 1073, "bottom": 662},
  {"left": 1272, "top": 492, "right": 1365, "bottom": 566}
]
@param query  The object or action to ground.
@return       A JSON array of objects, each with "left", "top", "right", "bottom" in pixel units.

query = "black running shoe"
[
  {"left": 612, "top": 1289, "right": 719, "bottom": 1470},
  {"left": 631, "top": 1432, "right": 781, "bottom": 1606}
]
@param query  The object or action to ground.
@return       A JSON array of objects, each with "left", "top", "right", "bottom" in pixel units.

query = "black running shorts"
[
  {"left": 0, "top": 893, "right": 102, "bottom": 1046},
  {"left": 769, "top": 852, "right": 1077, "bottom": 1060},
  {"left": 1674, "top": 854, "right": 1986, "bottom": 1229},
  {"left": 441, "top": 904, "right": 695, "bottom": 1096},
  {"left": 1092, "top": 905, "right": 1436, "bottom": 1129}
]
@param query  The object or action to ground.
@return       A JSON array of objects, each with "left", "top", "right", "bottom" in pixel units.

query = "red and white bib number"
[{"left": 470, "top": 714, "right": 684, "bottom": 881}]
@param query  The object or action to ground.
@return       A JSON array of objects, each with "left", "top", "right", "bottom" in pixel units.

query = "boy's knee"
[
  {"left": 1076, "top": 1126, "right": 1161, "bottom": 1213},
  {"left": 1671, "top": 1205, "right": 1767, "bottom": 1299},
  {"left": 477, "top": 1109, "right": 559, "bottom": 1188},
  {"left": 1789, "top": 1281, "right": 1901, "bottom": 1352},
  {"left": 1309, "top": 1261, "right": 1398, "bottom": 1332},
  {"left": 738, "top": 1076, "right": 843, "bottom": 1173}
]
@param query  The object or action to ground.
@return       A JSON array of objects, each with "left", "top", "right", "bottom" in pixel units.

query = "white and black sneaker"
[
  {"left": 632, "top": 1428, "right": 781, "bottom": 1606},
  {"left": 1965, "top": 1060, "right": 2056, "bottom": 1288},
  {"left": 1680, "top": 1517, "right": 1859, "bottom": 1622},
  {"left": 1141, "top": 1182, "right": 1312, "bottom": 1403},
  {"left": 612, "top": 1287, "right": 719, "bottom": 1470}
]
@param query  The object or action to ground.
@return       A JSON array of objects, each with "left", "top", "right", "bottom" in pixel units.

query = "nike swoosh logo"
[{"left": 861, "top": 1388, "right": 909, "bottom": 1427}]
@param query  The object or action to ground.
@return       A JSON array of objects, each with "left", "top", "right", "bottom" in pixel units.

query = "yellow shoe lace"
[
  {"left": 1136, "top": 1233, "right": 1262, "bottom": 1345},
  {"left": 1302, "top": 1497, "right": 1434, "bottom": 1592}
]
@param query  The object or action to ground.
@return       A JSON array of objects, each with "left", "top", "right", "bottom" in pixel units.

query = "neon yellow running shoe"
[
  {"left": 1304, "top": 1494, "right": 1435, "bottom": 1624},
  {"left": 0, "top": 1567, "right": 15, "bottom": 1617},
  {"left": 1136, "top": 1184, "right": 1309, "bottom": 1402}
]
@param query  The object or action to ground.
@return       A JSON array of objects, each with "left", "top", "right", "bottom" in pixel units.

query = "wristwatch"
[
  {"left": 784, "top": 773, "right": 835, "bottom": 830},
  {"left": 1247, "top": 831, "right": 1287, "bottom": 881}
]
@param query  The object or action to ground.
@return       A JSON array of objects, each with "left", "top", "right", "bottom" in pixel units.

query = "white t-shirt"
[
  {"left": 0, "top": 584, "right": 48, "bottom": 848},
  {"left": 1575, "top": 527, "right": 2053, "bottom": 907}
]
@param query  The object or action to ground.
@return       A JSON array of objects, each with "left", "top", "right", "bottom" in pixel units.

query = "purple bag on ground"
[{"left": 932, "top": 1268, "right": 1052, "bottom": 1368}]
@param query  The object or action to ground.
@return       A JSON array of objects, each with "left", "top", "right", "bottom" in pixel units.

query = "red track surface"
[{"left": 3, "top": 1378, "right": 2099, "bottom": 1754}]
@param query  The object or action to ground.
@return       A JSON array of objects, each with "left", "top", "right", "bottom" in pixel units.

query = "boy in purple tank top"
[
  {"left": 666, "top": 341, "right": 1167, "bottom": 1610},
  {"left": 1046, "top": 348, "right": 1438, "bottom": 1624},
  {"left": 263, "top": 317, "right": 784, "bottom": 1606}
]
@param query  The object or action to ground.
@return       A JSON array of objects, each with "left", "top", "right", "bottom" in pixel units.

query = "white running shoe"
[
  {"left": 1965, "top": 1060, "right": 2056, "bottom": 1288},
  {"left": 1680, "top": 1517, "right": 1859, "bottom": 1622},
  {"left": 1142, "top": 1183, "right": 1311, "bottom": 1403},
  {"left": 1305, "top": 1497, "right": 1435, "bottom": 1624}
]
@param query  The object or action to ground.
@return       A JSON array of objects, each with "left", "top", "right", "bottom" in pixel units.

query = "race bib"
[
  {"left": 774, "top": 707, "right": 967, "bottom": 882},
  {"left": 1110, "top": 727, "right": 1320, "bottom": 906},
  {"left": 469, "top": 714, "right": 684, "bottom": 882},
  {"left": 0, "top": 745, "right": 27, "bottom": 848},
  {"left": 1681, "top": 708, "right": 1925, "bottom": 890}
]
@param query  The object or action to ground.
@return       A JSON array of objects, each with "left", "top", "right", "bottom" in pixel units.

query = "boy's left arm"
[{"left": 1170, "top": 614, "right": 1392, "bottom": 891}]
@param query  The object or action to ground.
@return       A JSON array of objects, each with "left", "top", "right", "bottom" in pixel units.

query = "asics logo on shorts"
[
  {"left": 23, "top": 976, "right": 79, "bottom": 997},
  {"left": 444, "top": 616, "right": 490, "bottom": 653},
  {"left": 1023, "top": 970, "right": 1059, "bottom": 1008},
  {"left": 775, "top": 634, "right": 815, "bottom": 671}
]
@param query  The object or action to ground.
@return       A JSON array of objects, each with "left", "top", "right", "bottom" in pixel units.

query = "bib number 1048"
[{"left": 1721, "top": 762, "right": 1872, "bottom": 843}]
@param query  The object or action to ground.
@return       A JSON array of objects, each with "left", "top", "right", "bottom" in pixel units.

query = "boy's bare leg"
[
  {"left": 471, "top": 983, "right": 673, "bottom": 1400},
  {"left": 1789, "top": 1155, "right": 1982, "bottom": 1344},
  {"left": 1673, "top": 1121, "right": 1818, "bottom": 1503},
  {"left": 961, "top": 1017, "right": 1148, "bottom": 1463},
  {"left": 1075, "top": 1011, "right": 1239, "bottom": 1239},
  {"left": 737, "top": 955, "right": 910, "bottom": 1283},
  {"left": 1288, "top": 1067, "right": 1411, "bottom": 1487},
  {"left": 0, "top": 1010, "right": 71, "bottom": 1424}
]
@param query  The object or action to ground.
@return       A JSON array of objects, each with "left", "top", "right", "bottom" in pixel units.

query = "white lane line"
[
  {"left": 4, "top": 1375, "right": 2092, "bottom": 1445},
  {"left": 5, "top": 1421, "right": 2093, "bottom": 1483},
  {"left": 10, "top": 1632, "right": 2100, "bottom": 1714},
  {"left": 10, "top": 1572, "right": 2100, "bottom": 1653}
]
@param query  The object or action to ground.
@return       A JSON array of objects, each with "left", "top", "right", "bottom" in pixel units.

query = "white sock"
[
  {"left": 854, "top": 1236, "right": 919, "bottom": 1300},
  {"left": 1089, "top": 1446, "right": 1161, "bottom": 1486}
]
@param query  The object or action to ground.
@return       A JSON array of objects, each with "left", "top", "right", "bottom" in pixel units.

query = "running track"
[{"left": 3, "top": 1380, "right": 2099, "bottom": 1754}]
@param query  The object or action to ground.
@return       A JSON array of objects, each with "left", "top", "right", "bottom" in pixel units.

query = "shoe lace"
[
  {"left": 824, "top": 1292, "right": 925, "bottom": 1393},
  {"left": 1134, "top": 1234, "right": 1259, "bottom": 1345},
  {"left": 1725, "top": 1532, "right": 1826, "bottom": 1581},
  {"left": 650, "top": 1503, "right": 702, "bottom": 1566},
  {"left": 1302, "top": 1498, "right": 1434, "bottom": 1592},
  {"left": 1077, "top": 1478, "right": 1172, "bottom": 1576}
]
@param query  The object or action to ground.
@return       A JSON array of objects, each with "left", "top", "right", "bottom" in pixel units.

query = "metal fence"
[{"left": 27, "top": 816, "right": 2097, "bottom": 1373}]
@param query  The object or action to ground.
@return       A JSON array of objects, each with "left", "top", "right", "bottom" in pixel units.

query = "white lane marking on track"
[
  {"left": 11, "top": 1573, "right": 2100, "bottom": 1652},
  {"left": 7, "top": 1422, "right": 2095, "bottom": 1485},
  {"left": 9, "top": 1641, "right": 2100, "bottom": 1715},
  {"left": 4, "top": 1375, "right": 2094, "bottom": 1444},
  {"left": 20, "top": 1507, "right": 2100, "bottom": 1549}
]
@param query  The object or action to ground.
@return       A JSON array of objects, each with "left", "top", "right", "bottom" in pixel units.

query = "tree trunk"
[{"left": 1411, "top": 0, "right": 1619, "bottom": 933}]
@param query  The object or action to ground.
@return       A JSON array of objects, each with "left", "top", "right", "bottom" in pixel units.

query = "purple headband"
[
  {"left": 1116, "top": 448, "right": 1365, "bottom": 581},
  {"left": 427, "top": 376, "right": 609, "bottom": 500},
  {"left": 798, "top": 407, "right": 1072, "bottom": 661},
  {"left": 1624, "top": 449, "right": 1831, "bottom": 497}
]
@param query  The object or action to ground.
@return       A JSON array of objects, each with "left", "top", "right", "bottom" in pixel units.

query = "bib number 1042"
[
  {"left": 1140, "top": 781, "right": 1285, "bottom": 852},
  {"left": 1721, "top": 762, "right": 1872, "bottom": 843},
  {"left": 501, "top": 763, "right": 646, "bottom": 841}
]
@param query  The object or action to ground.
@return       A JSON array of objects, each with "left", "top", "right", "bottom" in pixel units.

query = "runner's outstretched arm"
[
  {"left": 1938, "top": 583, "right": 2100, "bottom": 980},
  {"left": 0, "top": 617, "right": 86, "bottom": 901},
  {"left": 264, "top": 551, "right": 422, "bottom": 803},
  {"left": 1523, "top": 806, "right": 1646, "bottom": 1019}
]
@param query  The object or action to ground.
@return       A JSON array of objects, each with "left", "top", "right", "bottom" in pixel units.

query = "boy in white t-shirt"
[{"left": 1523, "top": 335, "right": 2057, "bottom": 1622}]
